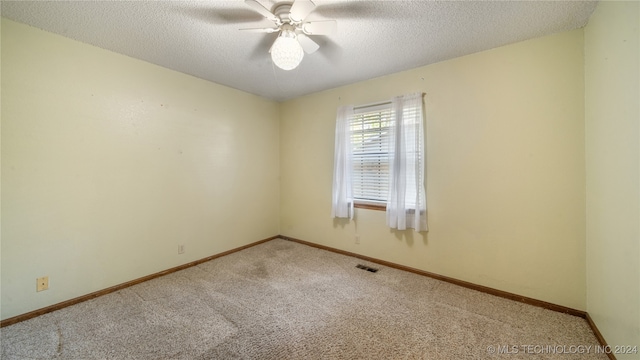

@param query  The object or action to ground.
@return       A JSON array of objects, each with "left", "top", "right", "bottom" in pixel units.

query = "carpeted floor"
[{"left": 1, "top": 238, "right": 606, "bottom": 359}]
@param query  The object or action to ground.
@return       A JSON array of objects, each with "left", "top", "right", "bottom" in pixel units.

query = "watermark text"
[{"left": 486, "top": 344, "right": 637, "bottom": 355}]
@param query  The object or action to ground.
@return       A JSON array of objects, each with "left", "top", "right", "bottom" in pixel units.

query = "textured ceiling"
[{"left": 1, "top": 1, "right": 597, "bottom": 102}]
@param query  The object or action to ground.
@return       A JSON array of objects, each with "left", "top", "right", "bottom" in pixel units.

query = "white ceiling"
[{"left": 1, "top": 0, "right": 597, "bottom": 102}]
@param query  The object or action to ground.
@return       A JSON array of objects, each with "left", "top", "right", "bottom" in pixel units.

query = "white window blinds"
[{"left": 350, "top": 104, "right": 392, "bottom": 204}]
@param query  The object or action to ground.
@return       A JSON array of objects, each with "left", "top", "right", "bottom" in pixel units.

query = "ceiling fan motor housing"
[{"left": 273, "top": 4, "right": 295, "bottom": 24}]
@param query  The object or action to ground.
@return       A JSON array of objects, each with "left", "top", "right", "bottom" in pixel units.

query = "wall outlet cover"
[{"left": 36, "top": 276, "right": 49, "bottom": 292}]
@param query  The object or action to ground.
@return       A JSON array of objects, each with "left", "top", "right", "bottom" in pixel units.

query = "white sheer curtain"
[
  {"left": 331, "top": 105, "right": 355, "bottom": 219},
  {"left": 386, "top": 93, "right": 428, "bottom": 231}
]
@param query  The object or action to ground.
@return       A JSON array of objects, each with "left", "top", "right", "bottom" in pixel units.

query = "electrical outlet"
[
  {"left": 178, "top": 244, "right": 185, "bottom": 254},
  {"left": 355, "top": 235, "right": 360, "bottom": 244},
  {"left": 36, "top": 276, "right": 49, "bottom": 292}
]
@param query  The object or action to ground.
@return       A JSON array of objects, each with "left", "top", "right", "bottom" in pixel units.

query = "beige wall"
[
  {"left": 585, "top": 1, "right": 640, "bottom": 356},
  {"left": 0, "top": 19, "right": 280, "bottom": 320},
  {"left": 281, "top": 29, "right": 586, "bottom": 310}
]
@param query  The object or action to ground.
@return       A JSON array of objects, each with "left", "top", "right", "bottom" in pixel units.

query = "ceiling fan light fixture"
[{"left": 271, "top": 30, "right": 304, "bottom": 71}]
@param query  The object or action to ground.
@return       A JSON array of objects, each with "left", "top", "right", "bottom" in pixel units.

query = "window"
[
  {"left": 332, "top": 92, "right": 427, "bottom": 231},
  {"left": 349, "top": 104, "right": 392, "bottom": 208}
]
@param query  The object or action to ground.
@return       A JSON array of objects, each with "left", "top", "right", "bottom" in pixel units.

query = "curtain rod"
[{"left": 352, "top": 93, "right": 425, "bottom": 111}]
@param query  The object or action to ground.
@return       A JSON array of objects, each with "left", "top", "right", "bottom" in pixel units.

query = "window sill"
[
  {"left": 354, "top": 203, "right": 420, "bottom": 215},
  {"left": 354, "top": 203, "right": 386, "bottom": 211}
]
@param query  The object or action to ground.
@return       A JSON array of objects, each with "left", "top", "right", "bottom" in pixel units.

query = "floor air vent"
[{"left": 356, "top": 264, "right": 379, "bottom": 273}]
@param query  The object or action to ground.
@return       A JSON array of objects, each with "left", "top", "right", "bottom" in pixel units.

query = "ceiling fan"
[{"left": 240, "top": 0, "right": 337, "bottom": 70}]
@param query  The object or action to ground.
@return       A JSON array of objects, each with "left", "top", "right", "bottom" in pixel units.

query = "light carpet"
[{"left": 1, "top": 238, "right": 606, "bottom": 359}]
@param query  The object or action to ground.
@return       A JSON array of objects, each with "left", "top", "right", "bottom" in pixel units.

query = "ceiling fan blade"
[
  {"left": 297, "top": 34, "right": 320, "bottom": 54},
  {"left": 250, "top": 33, "right": 279, "bottom": 60},
  {"left": 290, "top": 0, "right": 316, "bottom": 22},
  {"left": 302, "top": 20, "right": 337, "bottom": 35},
  {"left": 244, "top": 0, "right": 278, "bottom": 23},
  {"left": 240, "top": 27, "right": 279, "bottom": 33}
]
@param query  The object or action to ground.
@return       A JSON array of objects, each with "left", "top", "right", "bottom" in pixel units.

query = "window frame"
[{"left": 349, "top": 101, "right": 393, "bottom": 212}]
